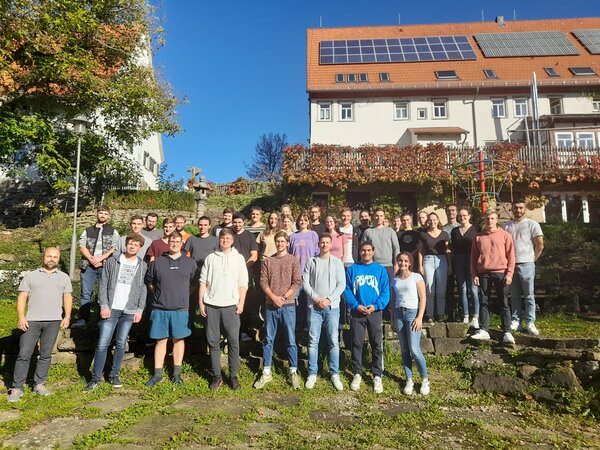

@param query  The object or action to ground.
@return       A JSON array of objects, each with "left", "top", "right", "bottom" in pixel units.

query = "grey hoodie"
[{"left": 99, "top": 253, "right": 147, "bottom": 315}]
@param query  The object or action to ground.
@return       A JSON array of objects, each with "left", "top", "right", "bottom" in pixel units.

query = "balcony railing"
[{"left": 282, "top": 143, "right": 600, "bottom": 186}]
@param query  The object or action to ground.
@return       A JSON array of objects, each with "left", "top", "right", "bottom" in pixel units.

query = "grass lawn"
[{"left": 0, "top": 299, "right": 599, "bottom": 448}]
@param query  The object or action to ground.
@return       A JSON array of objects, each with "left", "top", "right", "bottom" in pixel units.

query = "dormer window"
[
  {"left": 335, "top": 73, "right": 345, "bottom": 83},
  {"left": 569, "top": 67, "right": 596, "bottom": 76},
  {"left": 544, "top": 67, "right": 560, "bottom": 77},
  {"left": 358, "top": 73, "right": 369, "bottom": 83},
  {"left": 484, "top": 69, "right": 497, "bottom": 79},
  {"left": 347, "top": 73, "right": 357, "bottom": 83},
  {"left": 379, "top": 72, "right": 390, "bottom": 82},
  {"left": 435, "top": 70, "right": 459, "bottom": 80}
]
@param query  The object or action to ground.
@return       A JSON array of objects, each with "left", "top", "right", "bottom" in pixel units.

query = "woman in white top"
[{"left": 393, "top": 251, "right": 430, "bottom": 396}]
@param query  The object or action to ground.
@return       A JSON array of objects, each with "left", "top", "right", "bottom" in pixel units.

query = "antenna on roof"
[
  {"left": 319, "top": 16, "right": 322, "bottom": 28},
  {"left": 513, "top": 9, "right": 516, "bottom": 20},
  {"left": 398, "top": 14, "right": 401, "bottom": 25},
  {"left": 481, "top": 10, "right": 484, "bottom": 22}
]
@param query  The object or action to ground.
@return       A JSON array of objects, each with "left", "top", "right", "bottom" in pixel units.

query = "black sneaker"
[
  {"left": 109, "top": 376, "right": 123, "bottom": 388},
  {"left": 172, "top": 374, "right": 184, "bottom": 385},
  {"left": 209, "top": 378, "right": 223, "bottom": 390},
  {"left": 84, "top": 380, "right": 101, "bottom": 392},
  {"left": 71, "top": 319, "right": 87, "bottom": 329},
  {"left": 145, "top": 376, "right": 163, "bottom": 387},
  {"left": 230, "top": 377, "right": 241, "bottom": 390}
]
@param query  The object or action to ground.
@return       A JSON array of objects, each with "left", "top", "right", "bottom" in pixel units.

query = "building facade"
[{"left": 301, "top": 17, "right": 600, "bottom": 222}]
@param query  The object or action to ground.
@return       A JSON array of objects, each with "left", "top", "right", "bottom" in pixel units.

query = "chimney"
[{"left": 496, "top": 16, "right": 505, "bottom": 26}]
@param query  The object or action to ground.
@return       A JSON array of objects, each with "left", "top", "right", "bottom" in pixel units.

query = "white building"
[
  {"left": 308, "top": 17, "right": 600, "bottom": 149},
  {"left": 303, "top": 17, "right": 600, "bottom": 223}
]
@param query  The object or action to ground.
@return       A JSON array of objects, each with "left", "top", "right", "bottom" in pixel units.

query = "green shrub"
[{"left": 105, "top": 190, "right": 196, "bottom": 211}]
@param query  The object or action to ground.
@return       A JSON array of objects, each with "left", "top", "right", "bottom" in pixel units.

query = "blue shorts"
[{"left": 149, "top": 309, "right": 191, "bottom": 339}]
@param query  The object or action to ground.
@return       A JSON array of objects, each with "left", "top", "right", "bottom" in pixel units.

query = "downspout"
[{"left": 470, "top": 86, "right": 480, "bottom": 148}]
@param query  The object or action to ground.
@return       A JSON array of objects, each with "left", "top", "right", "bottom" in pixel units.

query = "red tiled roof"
[{"left": 307, "top": 18, "right": 600, "bottom": 92}]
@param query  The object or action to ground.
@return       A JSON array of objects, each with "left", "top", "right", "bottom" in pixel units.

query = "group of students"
[{"left": 7, "top": 200, "right": 543, "bottom": 402}]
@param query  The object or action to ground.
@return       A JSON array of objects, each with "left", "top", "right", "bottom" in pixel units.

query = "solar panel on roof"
[
  {"left": 474, "top": 31, "right": 579, "bottom": 57},
  {"left": 319, "top": 35, "right": 477, "bottom": 65},
  {"left": 573, "top": 29, "right": 600, "bottom": 54}
]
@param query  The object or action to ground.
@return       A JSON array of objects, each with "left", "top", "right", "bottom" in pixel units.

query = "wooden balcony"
[{"left": 282, "top": 143, "right": 600, "bottom": 187}]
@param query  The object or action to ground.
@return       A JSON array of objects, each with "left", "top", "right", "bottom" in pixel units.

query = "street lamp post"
[{"left": 69, "top": 115, "right": 90, "bottom": 279}]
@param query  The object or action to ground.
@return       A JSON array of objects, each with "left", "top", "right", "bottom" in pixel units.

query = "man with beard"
[
  {"left": 8, "top": 248, "right": 72, "bottom": 402},
  {"left": 504, "top": 200, "right": 544, "bottom": 335}
]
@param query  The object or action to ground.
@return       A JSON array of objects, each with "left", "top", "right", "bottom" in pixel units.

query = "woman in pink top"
[{"left": 324, "top": 216, "right": 348, "bottom": 263}]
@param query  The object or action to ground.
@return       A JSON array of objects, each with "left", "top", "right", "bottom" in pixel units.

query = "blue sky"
[{"left": 152, "top": 0, "right": 599, "bottom": 184}]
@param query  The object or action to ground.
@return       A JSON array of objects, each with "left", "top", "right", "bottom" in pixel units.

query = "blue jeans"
[
  {"left": 263, "top": 305, "right": 298, "bottom": 370},
  {"left": 307, "top": 306, "right": 340, "bottom": 376},
  {"left": 394, "top": 307, "right": 428, "bottom": 379},
  {"left": 453, "top": 254, "right": 479, "bottom": 317},
  {"left": 510, "top": 262, "right": 536, "bottom": 324},
  {"left": 79, "top": 265, "right": 103, "bottom": 321},
  {"left": 423, "top": 255, "right": 448, "bottom": 319},
  {"left": 91, "top": 310, "right": 134, "bottom": 382}
]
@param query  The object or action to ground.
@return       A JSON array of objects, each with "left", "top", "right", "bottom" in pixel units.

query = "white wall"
[{"left": 310, "top": 93, "right": 597, "bottom": 147}]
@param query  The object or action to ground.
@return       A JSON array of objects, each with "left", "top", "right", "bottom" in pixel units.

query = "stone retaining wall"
[{"left": 1, "top": 319, "right": 598, "bottom": 399}]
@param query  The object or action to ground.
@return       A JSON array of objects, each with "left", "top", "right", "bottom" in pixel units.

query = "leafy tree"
[
  {"left": 0, "top": 0, "right": 180, "bottom": 193},
  {"left": 157, "top": 164, "right": 185, "bottom": 192},
  {"left": 245, "top": 133, "right": 288, "bottom": 183}
]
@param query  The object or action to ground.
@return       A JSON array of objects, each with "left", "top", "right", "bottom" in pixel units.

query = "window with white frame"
[
  {"left": 593, "top": 97, "right": 600, "bottom": 112},
  {"left": 339, "top": 102, "right": 353, "bottom": 121},
  {"left": 576, "top": 132, "right": 595, "bottom": 148},
  {"left": 514, "top": 98, "right": 528, "bottom": 117},
  {"left": 394, "top": 101, "right": 409, "bottom": 120},
  {"left": 491, "top": 99, "right": 506, "bottom": 118},
  {"left": 432, "top": 100, "right": 447, "bottom": 119},
  {"left": 556, "top": 132, "right": 573, "bottom": 147},
  {"left": 417, "top": 108, "right": 427, "bottom": 120},
  {"left": 318, "top": 103, "right": 331, "bottom": 121},
  {"left": 549, "top": 97, "right": 563, "bottom": 115}
]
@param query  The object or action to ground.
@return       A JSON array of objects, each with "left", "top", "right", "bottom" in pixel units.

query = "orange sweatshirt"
[{"left": 470, "top": 227, "right": 515, "bottom": 277}]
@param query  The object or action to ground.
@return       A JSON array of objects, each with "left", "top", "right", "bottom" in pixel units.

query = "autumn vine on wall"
[{"left": 283, "top": 142, "right": 600, "bottom": 189}]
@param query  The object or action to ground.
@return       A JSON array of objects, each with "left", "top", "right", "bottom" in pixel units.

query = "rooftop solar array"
[
  {"left": 319, "top": 35, "right": 477, "bottom": 65},
  {"left": 474, "top": 31, "right": 579, "bottom": 57},
  {"left": 573, "top": 29, "right": 600, "bottom": 54}
]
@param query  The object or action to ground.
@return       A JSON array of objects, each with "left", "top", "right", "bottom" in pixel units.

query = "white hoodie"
[{"left": 200, "top": 248, "right": 249, "bottom": 307}]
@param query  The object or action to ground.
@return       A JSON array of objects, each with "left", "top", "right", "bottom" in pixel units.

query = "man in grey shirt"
[
  {"left": 504, "top": 200, "right": 544, "bottom": 335},
  {"left": 302, "top": 233, "right": 346, "bottom": 391},
  {"left": 8, "top": 247, "right": 72, "bottom": 402},
  {"left": 362, "top": 208, "right": 400, "bottom": 313},
  {"left": 142, "top": 212, "right": 163, "bottom": 242}
]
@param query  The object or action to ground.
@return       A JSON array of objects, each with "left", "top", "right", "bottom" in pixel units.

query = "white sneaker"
[
  {"left": 420, "top": 378, "right": 430, "bottom": 396},
  {"left": 350, "top": 374, "right": 362, "bottom": 391},
  {"left": 305, "top": 375, "right": 317, "bottom": 389},
  {"left": 471, "top": 329, "right": 490, "bottom": 340},
  {"left": 253, "top": 372, "right": 273, "bottom": 389},
  {"left": 462, "top": 315, "right": 469, "bottom": 324},
  {"left": 403, "top": 378, "right": 414, "bottom": 395},
  {"left": 526, "top": 322, "right": 540, "bottom": 336},
  {"left": 510, "top": 319, "right": 520, "bottom": 332},
  {"left": 503, "top": 332, "right": 516, "bottom": 345},
  {"left": 331, "top": 374, "right": 343, "bottom": 391},
  {"left": 373, "top": 376, "right": 383, "bottom": 394},
  {"left": 471, "top": 317, "right": 480, "bottom": 329}
]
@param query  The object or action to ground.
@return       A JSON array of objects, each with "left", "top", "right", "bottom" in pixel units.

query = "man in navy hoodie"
[
  {"left": 344, "top": 240, "right": 390, "bottom": 394},
  {"left": 144, "top": 232, "right": 196, "bottom": 386}
]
